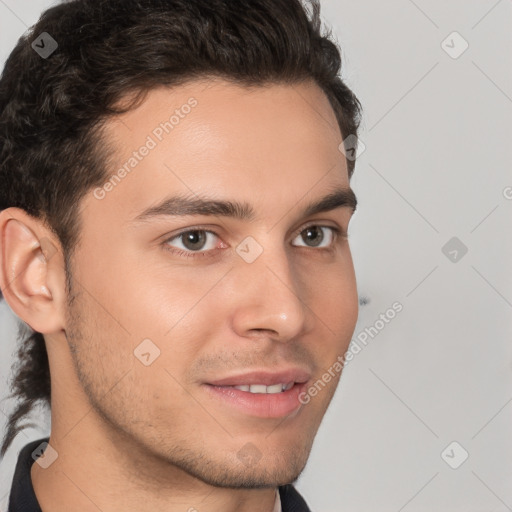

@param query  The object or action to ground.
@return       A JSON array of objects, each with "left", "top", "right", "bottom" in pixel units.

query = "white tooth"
[
  {"left": 249, "top": 384, "right": 268, "bottom": 394},
  {"left": 232, "top": 383, "right": 290, "bottom": 393},
  {"left": 266, "top": 384, "right": 284, "bottom": 394}
]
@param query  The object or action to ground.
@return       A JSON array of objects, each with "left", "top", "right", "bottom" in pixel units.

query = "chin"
[
  {"left": 163, "top": 443, "right": 310, "bottom": 489},
  {"left": 195, "top": 463, "right": 306, "bottom": 490}
]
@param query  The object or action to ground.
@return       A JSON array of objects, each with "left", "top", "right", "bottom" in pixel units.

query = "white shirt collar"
[{"left": 273, "top": 488, "right": 282, "bottom": 512}]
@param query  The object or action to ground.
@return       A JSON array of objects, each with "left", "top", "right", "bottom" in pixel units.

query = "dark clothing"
[{"left": 8, "top": 438, "right": 312, "bottom": 512}]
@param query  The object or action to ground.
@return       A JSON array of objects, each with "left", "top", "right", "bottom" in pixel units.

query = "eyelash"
[{"left": 162, "top": 223, "right": 348, "bottom": 260}]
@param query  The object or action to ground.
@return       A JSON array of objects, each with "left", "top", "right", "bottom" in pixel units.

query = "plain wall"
[{"left": 1, "top": 1, "right": 511, "bottom": 510}]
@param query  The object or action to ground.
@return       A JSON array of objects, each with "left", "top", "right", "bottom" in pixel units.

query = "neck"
[
  {"left": 31, "top": 341, "right": 282, "bottom": 512},
  {"left": 31, "top": 364, "right": 278, "bottom": 512},
  {"left": 31, "top": 419, "right": 279, "bottom": 512}
]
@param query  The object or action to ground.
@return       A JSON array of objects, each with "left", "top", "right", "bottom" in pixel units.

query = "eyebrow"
[{"left": 130, "top": 187, "right": 357, "bottom": 224}]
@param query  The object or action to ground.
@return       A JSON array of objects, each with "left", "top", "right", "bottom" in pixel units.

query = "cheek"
[
  {"left": 306, "top": 252, "right": 358, "bottom": 354},
  {"left": 64, "top": 286, "right": 136, "bottom": 410},
  {"left": 121, "top": 262, "right": 227, "bottom": 344},
  {"left": 102, "top": 258, "right": 231, "bottom": 386},
  {"left": 81, "top": 239, "right": 215, "bottom": 339}
]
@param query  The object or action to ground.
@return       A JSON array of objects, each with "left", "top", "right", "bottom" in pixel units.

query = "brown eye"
[
  {"left": 301, "top": 226, "right": 324, "bottom": 247},
  {"left": 292, "top": 225, "right": 337, "bottom": 248},
  {"left": 164, "top": 229, "right": 219, "bottom": 253},
  {"left": 181, "top": 230, "right": 208, "bottom": 251}
]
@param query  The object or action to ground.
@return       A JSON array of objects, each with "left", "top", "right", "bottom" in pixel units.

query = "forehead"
[{"left": 85, "top": 78, "right": 349, "bottom": 224}]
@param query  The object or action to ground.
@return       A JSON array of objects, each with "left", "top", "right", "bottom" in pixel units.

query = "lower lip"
[{"left": 202, "top": 382, "right": 308, "bottom": 418}]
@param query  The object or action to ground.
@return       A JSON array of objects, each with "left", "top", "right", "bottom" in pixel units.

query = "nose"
[{"left": 230, "top": 247, "right": 309, "bottom": 343}]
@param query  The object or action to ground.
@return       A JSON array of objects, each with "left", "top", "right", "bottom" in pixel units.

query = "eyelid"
[
  {"left": 162, "top": 221, "right": 348, "bottom": 257},
  {"left": 164, "top": 225, "right": 225, "bottom": 244},
  {"left": 162, "top": 225, "right": 226, "bottom": 257},
  {"left": 291, "top": 221, "right": 348, "bottom": 241},
  {"left": 165, "top": 220, "right": 348, "bottom": 242}
]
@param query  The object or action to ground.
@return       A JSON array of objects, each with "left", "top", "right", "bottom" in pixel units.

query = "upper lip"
[{"left": 206, "top": 368, "right": 311, "bottom": 387}]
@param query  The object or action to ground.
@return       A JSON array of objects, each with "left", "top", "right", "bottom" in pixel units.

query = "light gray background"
[{"left": 1, "top": 1, "right": 511, "bottom": 511}]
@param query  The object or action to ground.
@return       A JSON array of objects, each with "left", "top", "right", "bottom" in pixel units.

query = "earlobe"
[{"left": 0, "top": 208, "right": 65, "bottom": 334}]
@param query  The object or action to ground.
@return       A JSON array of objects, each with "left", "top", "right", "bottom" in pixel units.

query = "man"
[{"left": 0, "top": 0, "right": 362, "bottom": 510}]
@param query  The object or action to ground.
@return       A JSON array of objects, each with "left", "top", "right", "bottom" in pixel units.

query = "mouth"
[
  {"left": 202, "top": 368, "right": 311, "bottom": 418},
  {"left": 226, "top": 382, "right": 295, "bottom": 393}
]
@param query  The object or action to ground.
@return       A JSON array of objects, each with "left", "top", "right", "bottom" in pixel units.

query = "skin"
[{"left": 0, "top": 77, "right": 358, "bottom": 512}]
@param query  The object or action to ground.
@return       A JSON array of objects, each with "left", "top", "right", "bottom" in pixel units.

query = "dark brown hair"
[{"left": 0, "top": 0, "right": 362, "bottom": 455}]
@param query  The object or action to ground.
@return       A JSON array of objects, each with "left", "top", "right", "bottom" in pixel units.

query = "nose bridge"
[{"left": 231, "top": 238, "right": 308, "bottom": 340}]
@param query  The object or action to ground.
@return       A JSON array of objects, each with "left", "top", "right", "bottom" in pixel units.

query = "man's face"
[{"left": 62, "top": 78, "right": 358, "bottom": 487}]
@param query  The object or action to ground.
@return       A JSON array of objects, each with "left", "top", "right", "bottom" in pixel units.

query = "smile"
[
  {"left": 228, "top": 382, "right": 295, "bottom": 393},
  {"left": 202, "top": 381, "right": 309, "bottom": 418}
]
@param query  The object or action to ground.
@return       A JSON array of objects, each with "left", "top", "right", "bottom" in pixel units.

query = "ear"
[{"left": 0, "top": 207, "right": 67, "bottom": 334}]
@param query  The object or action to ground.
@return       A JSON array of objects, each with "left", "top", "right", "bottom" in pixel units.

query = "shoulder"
[
  {"left": 7, "top": 437, "right": 47, "bottom": 512},
  {"left": 278, "top": 483, "right": 312, "bottom": 512}
]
